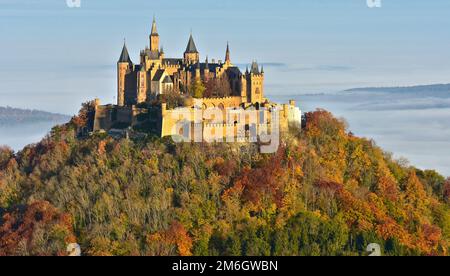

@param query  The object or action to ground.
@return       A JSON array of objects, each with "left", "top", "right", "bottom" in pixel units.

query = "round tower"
[{"left": 117, "top": 42, "right": 133, "bottom": 106}]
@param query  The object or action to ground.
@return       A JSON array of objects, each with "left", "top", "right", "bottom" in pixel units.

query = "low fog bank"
[{"left": 270, "top": 89, "right": 450, "bottom": 176}]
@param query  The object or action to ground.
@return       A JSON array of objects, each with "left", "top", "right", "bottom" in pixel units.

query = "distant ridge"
[
  {"left": 0, "top": 106, "right": 70, "bottom": 126},
  {"left": 343, "top": 83, "right": 450, "bottom": 93}
]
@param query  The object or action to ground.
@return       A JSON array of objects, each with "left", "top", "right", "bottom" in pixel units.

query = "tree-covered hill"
[
  {"left": 343, "top": 83, "right": 450, "bottom": 95},
  {"left": 0, "top": 106, "right": 70, "bottom": 126},
  {"left": 0, "top": 106, "right": 449, "bottom": 256}
]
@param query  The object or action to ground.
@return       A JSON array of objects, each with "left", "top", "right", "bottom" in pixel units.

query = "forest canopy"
[{"left": 0, "top": 108, "right": 449, "bottom": 256}]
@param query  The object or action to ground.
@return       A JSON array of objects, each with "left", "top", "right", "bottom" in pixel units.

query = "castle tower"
[
  {"left": 195, "top": 61, "right": 201, "bottom": 81},
  {"left": 246, "top": 60, "right": 264, "bottom": 104},
  {"left": 225, "top": 42, "right": 231, "bottom": 65},
  {"left": 137, "top": 65, "right": 147, "bottom": 104},
  {"left": 204, "top": 56, "right": 210, "bottom": 81},
  {"left": 117, "top": 42, "right": 133, "bottom": 106},
  {"left": 160, "top": 46, "right": 165, "bottom": 59},
  {"left": 184, "top": 33, "right": 199, "bottom": 64},
  {"left": 149, "top": 17, "right": 159, "bottom": 52}
]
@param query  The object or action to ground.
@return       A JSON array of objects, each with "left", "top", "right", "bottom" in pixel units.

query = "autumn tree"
[
  {"left": 0, "top": 201, "right": 76, "bottom": 256},
  {"left": 204, "top": 75, "right": 232, "bottom": 98},
  {"left": 0, "top": 146, "right": 13, "bottom": 169},
  {"left": 161, "top": 88, "right": 184, "bottom": 109},
  {"left": 444, "top": 179, "right": 450, "bottom": 203},
  {"left": 191, "top": 80, "right": 206, "bottom": 99},
  {"left": 147, "top": 221, "right": 193, "bottom": 256}
]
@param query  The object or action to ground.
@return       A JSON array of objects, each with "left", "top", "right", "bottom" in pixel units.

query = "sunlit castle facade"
[
  {"left": 117, "top": 17, "right": 265, "bottom": 106},
  {"left": 93, "top": 18, "right": 301, "bottom": 142}
]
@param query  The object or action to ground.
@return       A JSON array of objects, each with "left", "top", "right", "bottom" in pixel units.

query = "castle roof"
[
  {"left": 151, "top": 17, "right": 158, "bottom": 35},
  {"left": 187, "top": 62, "right": 221, "bottom": 73},
  {"left": 226, "top": 66, "right": 242, "bottom": 78},
  {"left": 118, "top": 43, "right": 132, "bottom": 64},
  {"left": 250, "top": 61, "right": 260, "bottom": 74},
  {"left": 152, "top": 69, "right": 165, "bottom": 81},
  {"left": 185, "top": 34, "right": 198, "bottom": 53},
  {"left": 225, "top": 42, "right": 230, "bottom": 62}
]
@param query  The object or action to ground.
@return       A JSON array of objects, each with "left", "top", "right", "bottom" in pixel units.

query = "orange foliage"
[
  {"left": 98, "top": 140, "right": 107, "bottom": 155},
  {"left": 376, "top": 164, "right": 399, "bottom": 201},
  {"left": 0, "top": 201, "right": 75, "bottom": 256},
  {"left": 416, "top": 224, "right": 442, "bottom": 255},
  {"left": 147, "top": 221, "right": 193, "bottom": 256}
]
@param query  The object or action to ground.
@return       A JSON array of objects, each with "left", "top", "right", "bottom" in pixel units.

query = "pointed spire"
[
  {"left": 246, "top": 66, "right": 249, "bottom": 74},
  {"left": 251, "top": 60, "right": 260, "bottom": 74},
  {"left": 225, "top": 41, "right": 231, "bottom": 63},
  {"left": 151, "top": 16, "right": 158, "bottom": 35},
  {"left": 118, "top": 40, "right": 132, "bottom": 64},
  {"left": 185, "top": 33, "right": 198, "bottom": 53},
  {"left": 261, "top": 65, "right": 264, "bottom": 74},
  {"left": 160, "top": 45, "right": 164, "bottom": 54}
]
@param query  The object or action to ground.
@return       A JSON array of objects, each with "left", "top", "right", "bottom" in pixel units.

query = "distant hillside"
[
  {"left": 0, "top": 106, "right": 70, "bottom": 126},
  {"left": 344, "top": 83, "right": 450, "bottom": 94}
]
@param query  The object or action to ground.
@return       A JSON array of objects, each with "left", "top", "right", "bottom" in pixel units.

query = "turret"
[
  {"left": 195, "top": 61, "right": 201, "bottom": 81},
  {"left": 246, "top": 60, "right": 264, "bottom": 104},
  {"left": 137, "top": 65, "right": 147, "bottom": 104},
  {"left": 117, "top": 41, "right": 133, "bottom": 106},
  {"left": 160, "top": 46, "right": 165, "bottom": 59},
  {"left": 184, "top": 33, "right": 199, "bottom": 64},
  {"left": 204, "top": 56, "right": 210, "bottom": 81}
]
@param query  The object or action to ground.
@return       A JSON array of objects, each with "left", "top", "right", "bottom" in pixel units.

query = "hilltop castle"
[{"left": 93, "top": 18, "right": 300, "bottom": 143}]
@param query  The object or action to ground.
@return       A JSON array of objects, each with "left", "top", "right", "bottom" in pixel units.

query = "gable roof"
[
  {"left": 152, "top": 69, "right": 165, "bottom": 81},
  {"left": 163, "top": 75, "right": 173, "bottom": 84}
]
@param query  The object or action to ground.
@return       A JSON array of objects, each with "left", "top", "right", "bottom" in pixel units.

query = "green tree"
[{"left": 191, "top": 80, "right": 206, "bottom": 98}]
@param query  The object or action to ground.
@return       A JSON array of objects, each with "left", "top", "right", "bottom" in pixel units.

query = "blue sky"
[{"left": 1, "top": 0, "right": 450, "bottom": 113}]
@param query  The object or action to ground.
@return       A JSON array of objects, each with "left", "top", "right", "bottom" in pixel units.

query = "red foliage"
[
  {"left": 0, "top": 201, "right": 75, "bottom": 256},
  {"left": 314, "top": 181, "right": 343, "bottom": 193},
  {"left": 444, "top": 179, "right": 450, "bottom": 203},
  {"left": 416, "top": 224, "right": 442, "bottom": 255},
  {"left": 233, "top": 148, "right": 285, "bottom": 209},
  {"left": 213, "top": 158, "right": 236, "bottom": 179}
]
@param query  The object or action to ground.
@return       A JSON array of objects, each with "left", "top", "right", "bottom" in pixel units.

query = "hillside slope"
[{"left": 0, "top": 107, "right": 449, "bottom": 256}]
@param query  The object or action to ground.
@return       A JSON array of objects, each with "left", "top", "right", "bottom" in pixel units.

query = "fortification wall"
[
  {"left": 94, "top": 105, "right": 113, "bottom": 131},
  {"left": 199, "top": 96, "right": 243, "bottom": 109}
]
